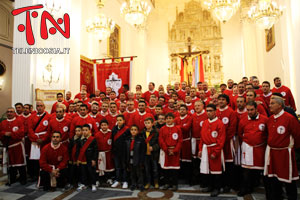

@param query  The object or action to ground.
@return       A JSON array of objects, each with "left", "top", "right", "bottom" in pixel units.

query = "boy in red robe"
[{"left": 159, "top": 113, "right": 183, "bottom": 191}]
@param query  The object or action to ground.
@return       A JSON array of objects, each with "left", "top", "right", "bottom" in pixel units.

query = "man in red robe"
[
  {"left": 28, "top": 100, "right": 51, "bottom": 180},
  {"left": 128, "top": 101, "right": 154, "bottom": 131},
  {"left": 271, "top": 77, "right": 296, "bottom": 111},
  {"left": 198, "top": 104, "right": 226, "bottom": 197},
  {"left": 264, "top": 96, "right": 300, "bottom": 200},
  {"left": 0, "top": 107, "right": 26, "bottom": 185},
  {"left": 238, "top": 101, "right": 268, "bottom": 196},
  {"left": 143, "top": 82, "right": 159, "bottom": 103},
  {"left": 39, "top": 131, "right": 69, "bottom": 191},
  {"left": 50, "top": 93, "right": 69, "bottom": 114}
]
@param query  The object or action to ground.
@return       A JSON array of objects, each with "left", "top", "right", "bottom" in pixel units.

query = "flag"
[
  {"left": 199, "top": 55, "right": 205, "bottom": 82},
  {"left": 80, "top": 59, "right": 95, "bottom": 94},
  {"left": 96, "top": 61, "right": 131, "bottom": 96}
]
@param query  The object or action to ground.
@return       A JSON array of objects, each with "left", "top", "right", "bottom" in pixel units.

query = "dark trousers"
[
  {"left": 80, "top": 164, "right": 96, "bottom": 186},
  {"left": 9, "top": 166, "right": 26, "bottom": 183},
  {"left": 114, "top": 156, "right": 127, "bottom": 182},
  {"left": 180, "top": 161, "right": 192, "bottom": 184},
  {"left": 68, "top": 164, "right": 79, "bottom": 186},
  {"left": 164, "top": 169, "right": 178, "bottom": 186},
  {"left": 203, "top": 173, "right": 222, "bottom": 190},
  {"left": 240, "top": 168, "right": 261, "bottom": 192},
  {"left": 223, "top": 162, "right": 234, "bottom": 188},
  {"left": 144, "top": 155, "right": 158, "bottom": 184},
  {"left": 192, "top": 158, "right": 201, "bottom": 185},
  {"left": 264, "top": 177, "right": 298, "bottom": 200},
  {"left": 129, "top": 164, "right": 143, "bottom": 187},
  {"left": 28, "top": 159, "right": 40, "bottom": 178},
  {"left": 40, "top": 169, "right": 67, "bottom": 190}
]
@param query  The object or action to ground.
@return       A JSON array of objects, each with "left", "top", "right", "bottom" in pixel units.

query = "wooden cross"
[
  {"left": 170, "top": 37, "right": 209, "bottom": 57},
  {"left": 170, "top": 37, "right": 209, "bottom": 85}
]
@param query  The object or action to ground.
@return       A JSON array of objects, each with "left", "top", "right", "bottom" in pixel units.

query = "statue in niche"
[
  {"left": 108, "top": 25, "right": 120, "bottom": 58},
  {"left": 214, "top": 55, "right": 221, "bottom": 72}
]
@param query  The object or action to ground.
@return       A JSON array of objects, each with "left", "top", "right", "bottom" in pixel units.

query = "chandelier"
[
  {"left": 120, "top": 0, "right": 152, "bottom": 27},
  {"left": 248, "top": 0, "right": 283, "bottom": 30},
  {"left": 86, "top": 0, "right": 115, "bottom": 41},
  {"left": 202, "top": 0, "right": 241, "bottom": 23}
]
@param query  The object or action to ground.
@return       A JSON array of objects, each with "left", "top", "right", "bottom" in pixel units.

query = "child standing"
[
  {"left": 141, "top": 117, "right": 160, "bottom": 189},
  {"left": 68, "top": 125, "right": 82, "bottom": 188},
  {"left": 77, "top": 124, "right": 98, "bottom": 192},
  {"left": 125, "top": 125, "right": 146, "bottom": 191},
  {"left": 95, "top": 120, "right": 114, "bottom": 186},
  {"left": 159, "top": 113, "right": 183, "bottom": 191},
  {"left": 111, "top": 115, "right": 130, "bottom": 188}
]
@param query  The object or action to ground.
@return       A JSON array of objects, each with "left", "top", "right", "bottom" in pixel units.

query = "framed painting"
[
  {"left": 265, "top": 25, "right": 275, "bottom": 52},
  {"left": 107, "top": 24, "right": 120, "bottom": 58}
]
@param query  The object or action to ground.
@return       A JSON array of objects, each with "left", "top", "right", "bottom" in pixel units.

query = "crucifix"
[{"left": 170, "top": 37, "right": 209, "bottom": 86}]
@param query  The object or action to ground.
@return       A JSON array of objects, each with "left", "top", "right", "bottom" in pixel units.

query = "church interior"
[{"left": 0, "top": 0, "right": 299, "bottom": 199}]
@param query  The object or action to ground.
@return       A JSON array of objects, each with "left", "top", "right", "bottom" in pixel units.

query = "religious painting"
[
  {"left": 35, "top": 89, "right": 65, "bottom": 112},
  {"left": 265, "top": 25, "right": 275, "bottom": 52},
  {"left": 107, "top": 25, "right": 120, "bottom": 58}
]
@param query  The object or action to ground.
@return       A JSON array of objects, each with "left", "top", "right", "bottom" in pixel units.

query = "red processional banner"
[
  {"left": 96, "top": 61, "right": 131, "bottom": 96},
  {"left": 80, "top": 59, "right": 95, "bottom": 94}
]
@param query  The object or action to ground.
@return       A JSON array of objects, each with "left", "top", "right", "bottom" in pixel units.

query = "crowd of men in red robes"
[{"left": 0, "top": 76, "right": 299, "bottom": 199}]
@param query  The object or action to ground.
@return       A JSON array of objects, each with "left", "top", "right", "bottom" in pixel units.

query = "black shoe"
[
  {"left": 130, "top": 185, "right": 136, "bottom": 191},
  {"left": 210, "top": 189, "right": 220, "bottom": 197},
  {"left": 50, "top": 187, "right": 56, "bottom": 192},
  {"left": 223, "top": 186, "right": 231, "bottom": 193},
  {"left": 162, "top": 184, "right": 169, "bottom": 190},
  {"left": 171, "top": 185, "right": 178, "bottom": 191},
  {"left": 139, "top": 186, "right": 144, "bottom": 192},
  {"left": 20, "top": 180, "right": 27, "bottom": 185},
  {"left": 201, "top": 187, "right": 213, "bottom": 193}
]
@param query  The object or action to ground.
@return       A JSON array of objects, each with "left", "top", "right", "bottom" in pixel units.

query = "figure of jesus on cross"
[{"left": 171, "top": 37, "right": 209, "bottom": 86}]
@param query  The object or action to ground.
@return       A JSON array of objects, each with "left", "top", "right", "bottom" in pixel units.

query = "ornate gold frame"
[
  {"left": 107, "top": 24, "right": 121, "bottom": 58},
  {"left": 265, "top": 25, "right": 275, "bottom": 52}
]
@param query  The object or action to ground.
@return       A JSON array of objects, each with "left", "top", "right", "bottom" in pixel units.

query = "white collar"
[
  {"left": 139, "top": 111, "right": 147, "bottom": 116},
  {"left": 100, "top": 111, "right": 108, "bottom": 116},
  {"left": 219, "top": 106, "right": 228, "bottom": 111},
  {"left": 166, "top": 123, "right": 174, "bottom": 127},
  {"left": 205, "top": 90, "right": 209, "bottom": 93},
  {"left": 126, "top": 109, "right": 136, "bottom": 113},
  {"left": 149, "top": 106, "right": 156, "bottom": 109},
  {"left": 109, "top": 111, "right": 118, "bottom": 117},
  {"left": 23, "top": 113, "right": 31, "bottom": 118},
  {"left": 100, "top": 129, "right": 111, "bottom": 134},
  {"left": 196, "top": 110, "right": 205, "bottom": 116},
  {"left": 208, "top": 117, "right": 218, "bottom": 123},
  {"left": 90, "top": 113, "right": 98, "bottom": 118},
  {"left": 237, "top": 107, "right": 247, "bottom": 114},
  {"left": 248, "top": 114, "right": 259, "bottom": 120},
  {"left": 7, "top": 117, "right": 16, "bottom": 122},
  {"left": 192, "top": 96, "right": 197, "bottom": 100},
  {"left": 263, "top": 92, "right": 272, "bottom": 97},
  {"left": 37, "top": 112, "right": 46, "bottom": 117},
  {"left": 238, "top": 92, "right": 245, "bottom": 96},
  {"left": 56, "top": 117, "right": 65, "bottom": 122},
  {"left": 275, "top": 85, "right": 282, "bottom": 89},
  {"left": 79, "top": 114, "right": 88, "bottom": 119},
  {"left": 180, "top": 114, "right": 187, "bottom": 120},
  {"left": 51, "top": 142, "right": 61, "bottom": 150},
  {"left": 274, "top": 109, "right": 284, "bottom": 119},
  {"left": 149, "top": 90, "right": 155, "bottom": 94},
  {"left": 186, "top": 103, "right": 192, "bottom": 106}
]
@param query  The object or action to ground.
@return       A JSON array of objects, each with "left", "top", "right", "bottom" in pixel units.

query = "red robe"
[
  {"left": 224, "top": 89, "right": 233, "bottom": 97},
  {"left": 199, "top": 118, "right": 226, "bottom": 174},
  {"left": 204, "top": 90, "right": 211, "bottom": 98},
  {"left": 48, "top": 117, "right": 71, "bottom": 145},
  {"left": 272, "top": 85, "right": 296, "bottom": 111},
  {"left": 123, "top": 109, "right": 136, "bottom": 126},
  {"left": 106, "top": 112, "right": 119, "bottom": 130},
  {"left": 159, "top": 124, "right": 183, "bottom": 169},
  {"left": 19, "top": 113, "right": 32, "bottom": 155},
  {"left": 177, "top": 90, "right": 186, "bottom": 101},
  {"left": 28, "top": 112, "right": 51, "bottom": 146},
  {"left": 191, "top": 97, "right": 200, "bottom": 104},
  {"left": 235, "top": 108, "right": 247, "bottom": 121},
  {"left": 216, "top": 106, "right": 238, "bottom": 162},
  {"left": 231, "top": 93, "right": 246, "bottom": 111},
  {"left": 95, "top": 129, "right": 114, "bottom": 172},
  {"left": 262, "top": 92, "right": 272, "bottom": 114},
  {"left": 128, "top": 111, "right": 154, "bottom": 131},
  {"left": 163, "top": 107, "right": 180, "bottom": 118},
  {"left": 143, "top": 90, "right": 159, "bottom": 103},
  {"left": 175, "top": 115, "right": 192, "bottom": 162},
  {"left": 191, "top": 110, "right": 207, "bottom": 157},
  {"left": 89, "top": 113, "right": 102, "bottom": 130},
  {"left": 257, "top": 103, "right": 268, "bottom": 116},
  {"left": 264, "top": 110, "right": 300, "bottom": 183},
  {"left": 39, "top": 143, "right": 69, "bottom": 173},
  {"left": 238, "top": 114, "right": 268, "bottom": 169},
  {"left": 186, "top": 103, "right": 195, "bottom": 114},
  {"left": 70, "top": 115, "right": 98, "bottom": 138},
  {"left": 0, "top": 118, "right": 26, "bottom": 166}
]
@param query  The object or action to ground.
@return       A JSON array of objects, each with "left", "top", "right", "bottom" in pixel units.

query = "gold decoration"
[
  {"left": 265, "top": 25, "right": 275, "bottom": 52},
  {"left": 107, "top": 25, "right": 121, "bottom": 58}
]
